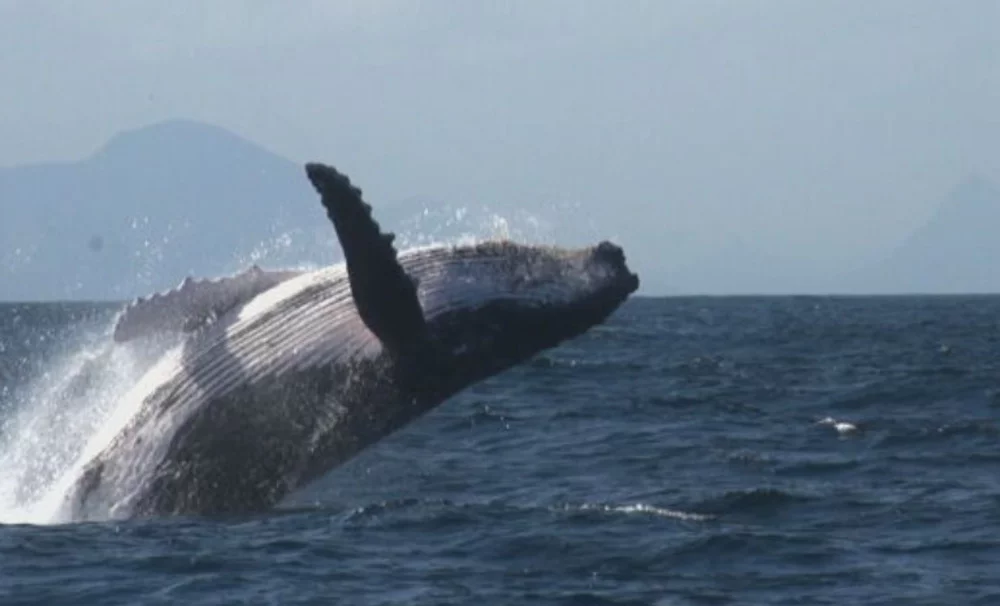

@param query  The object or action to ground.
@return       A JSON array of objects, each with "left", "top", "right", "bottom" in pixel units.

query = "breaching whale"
[{"left": 61, "top": 162, "right": 640, "bottom": 521}]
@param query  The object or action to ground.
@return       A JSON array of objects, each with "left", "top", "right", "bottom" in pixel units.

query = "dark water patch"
[
  {"left": 690, "top": 488, "right": 813, "bottom": 519},
  {"left": 871, "top": 418, "right": 1000, "bottom": 450},
  {"left": 772, "top": 455, "right": 862, "bottom": 477},
  {"left": 875, "top": 538, "right": 1000, "bottom": 556}
]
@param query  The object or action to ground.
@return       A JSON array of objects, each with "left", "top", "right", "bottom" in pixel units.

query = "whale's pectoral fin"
[
  {"left": 305, "top": 162, "right": 428, "bottom": 353},
  {"left": 112, "top": 265, "right": 303, "bottom": 343}
]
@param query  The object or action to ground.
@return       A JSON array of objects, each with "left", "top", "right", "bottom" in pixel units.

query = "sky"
[{"left": 1, "top": 1, "right": 998, "bottom": 293}]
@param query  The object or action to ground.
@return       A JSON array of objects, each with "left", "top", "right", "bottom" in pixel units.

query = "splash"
[
  {"left": 0, "top": 227, "right": 315, "bottom": 525},
  {"left": 232, "top": 226, "right": 327, "bottom": 273},
  {"left": 393, "top": 204, "right": 558, "bottom": 251},
  {"left": 0, "top": 316, "right": 182, "bottom": 525}
]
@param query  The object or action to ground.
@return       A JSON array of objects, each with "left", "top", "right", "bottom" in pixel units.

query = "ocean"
[{"left": 0, "top": 296, "right": 998, "bottom": 604}]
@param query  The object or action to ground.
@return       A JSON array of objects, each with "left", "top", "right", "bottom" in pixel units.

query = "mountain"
[
  {"left": 0, "top": 120, "right": 334, "bottom": 301},
  {"left": 848, "top": 176, "right": 1000, "bottom": 294}
]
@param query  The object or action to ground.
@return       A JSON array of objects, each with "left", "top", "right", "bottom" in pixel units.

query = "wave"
[
  {"left": 568, "top": 503, "right": 712, "bottom": 522},
  {"left": 269, "top": 497, "right": 716, "bottom": 529}
]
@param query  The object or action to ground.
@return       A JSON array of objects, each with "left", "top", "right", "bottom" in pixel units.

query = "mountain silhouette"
[
  {"left": 853, "top": 176, "right": 1000, "bottom": 294},
  {"left": 0, "top": 119, "right": 523, "bottom": 301},
  {"left": 0, "top": 119, "right": 333, "bottom": 301}
]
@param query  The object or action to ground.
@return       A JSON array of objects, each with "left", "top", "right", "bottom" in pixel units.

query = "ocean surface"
[{"left": 1, "top": 296, "right": 999, "bottom": 604}]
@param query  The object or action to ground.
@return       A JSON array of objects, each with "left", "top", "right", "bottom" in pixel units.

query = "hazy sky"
[{"left": 2, "top": 1, "right": 998, "bottom": 291}]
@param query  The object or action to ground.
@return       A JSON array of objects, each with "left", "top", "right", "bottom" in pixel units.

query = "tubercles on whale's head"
[
  {"left": 412, "top": 239, "right": 638, "bottom": 311},
  {"left": 405, "top": 239, "right": 639, "bottom": 391}
]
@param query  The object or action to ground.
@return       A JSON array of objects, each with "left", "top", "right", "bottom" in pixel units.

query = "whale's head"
[{"left": 402, "top": 239, "right": 639, "bottom": 391}]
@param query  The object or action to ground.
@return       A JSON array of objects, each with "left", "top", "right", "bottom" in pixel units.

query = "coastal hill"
[{"left": 0, "top": 120, "right": 323, "bottom": 301}]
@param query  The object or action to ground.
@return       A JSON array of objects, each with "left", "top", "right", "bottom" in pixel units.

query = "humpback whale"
[{"left": 62, "top": 162, "right": 639, "bottom": 521}]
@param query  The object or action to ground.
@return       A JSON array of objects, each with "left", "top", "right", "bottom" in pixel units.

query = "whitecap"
[
  {"left": 573, "top": 502, "right": 713, "bottom": 522},
  {"left": 818, "top": 416, "right": 858, "bottom": 435}
]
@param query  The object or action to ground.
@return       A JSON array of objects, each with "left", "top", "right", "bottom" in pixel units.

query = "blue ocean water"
[{"left": 1, "top": 296, "right": 999, "bottom": 604}]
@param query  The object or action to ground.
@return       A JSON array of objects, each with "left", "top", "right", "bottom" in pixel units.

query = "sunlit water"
[{"left": 2, "top": 296, "right": 999, "bottom": 603}]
